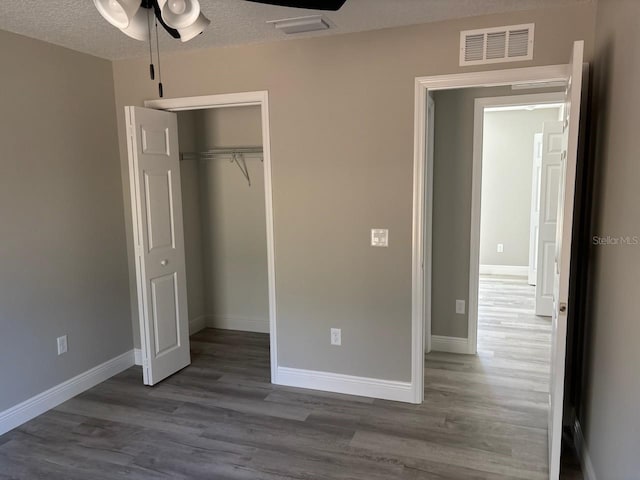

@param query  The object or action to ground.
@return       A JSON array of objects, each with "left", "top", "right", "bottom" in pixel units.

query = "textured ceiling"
[{"left": 0, "top": 0, "right": 588, "bottom": 60}]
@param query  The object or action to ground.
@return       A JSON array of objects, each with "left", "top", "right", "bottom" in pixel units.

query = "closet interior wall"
[{"left": 177, "top": 106, "right": 269, "bottom": 334}]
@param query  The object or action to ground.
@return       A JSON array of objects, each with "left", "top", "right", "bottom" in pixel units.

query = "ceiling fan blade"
[{"left": 245, "top": 0, "right": 347, "bottom": 11}]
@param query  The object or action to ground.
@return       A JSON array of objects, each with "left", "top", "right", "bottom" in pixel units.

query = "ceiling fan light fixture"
[
  {"left": 168, "top": 0, "right": 186, "bottom": 14},
  {"left": 177, "top": 12, "right": 211, "bottom": 42},
  {"left": 158, "top": 0, "right": 201, "bottom": 29},
  {"left": 93, "top": 0, "right": 140, "bottom": 29},
  {"left": 120, "top": 6, "right": 151, "bottom": 41}
]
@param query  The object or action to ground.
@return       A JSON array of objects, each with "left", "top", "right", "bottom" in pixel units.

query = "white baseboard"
[
  {"left": 206, "top": 315, "right": 270, "bottom": 334},
  {"left": 574, "top": 419, "right": 597, "bottom": 480},
  {"left": 189, "top": 315, "right": 207, "bottom": 335},
  {"left": 134, "top": 348, "right": 143, "bottom": 366},
  {"left": 431, "top": 335, "right": 472, "bottom": 354},
  {"left": 276, "top": 366, "right": 414, "bottom": 403},
  {"left": 479, "top": 264, "right": 528, "bottom": 276},
  {"left": 0, "top": 350, "right": 135, "bottom": 436}
]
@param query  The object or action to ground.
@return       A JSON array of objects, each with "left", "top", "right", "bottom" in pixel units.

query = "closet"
[{"left": 176, "top": 106, "right": 270, "bottom": 336}]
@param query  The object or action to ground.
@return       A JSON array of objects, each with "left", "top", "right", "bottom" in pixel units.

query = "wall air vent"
[{"left": 460, "top": 24, "right": 534, "bottom": 66}]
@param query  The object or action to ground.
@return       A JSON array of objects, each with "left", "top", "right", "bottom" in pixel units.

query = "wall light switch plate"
[
  {"left": 57, "top": 335, "right": 68, "bottom": 355},
  {"left": 371, "top": 229, "right": 389, "bottom": 247},
  {"left": 330, "top": 328, "right": 341, "bottom": 346},
  {"left": 497, "top": 243, "right": 504, "bottom": 253},
  {"left": 456, "top": 300, "right": 466, "bottom": 315}
]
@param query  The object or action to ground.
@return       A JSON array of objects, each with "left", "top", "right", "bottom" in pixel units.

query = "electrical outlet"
[
  {"left": 57, "top": 335, "right": 68, "bottom": 355},
  {"left": 456, "top": 300, "right": 466, "bottom": 315},
  {"left": 330, "top": 328, "right": 341, "bottom": 346},
  {"left": 497, "top": 243, "right": 504, "bottom": 253}
]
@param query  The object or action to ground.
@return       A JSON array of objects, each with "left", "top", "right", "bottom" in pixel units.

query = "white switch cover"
[
  {"left": 330, "top": 328, "right": 342, "bottom": 346},
  {"left": 371, "top": 229, "right": 389, "bottom": 247},
  {"left": 57, "top": 335, "right": 68, "bottom": 355},
  {"left": 497, "top": 243, "right": 504, "bottom": 253},
  {"left": 456, "top": 300, "right": 466, "bottom": 315}
]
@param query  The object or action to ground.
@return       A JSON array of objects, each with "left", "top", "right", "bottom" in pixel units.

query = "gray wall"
[
  {"left": 113, "top": 4, "right": 596, "bottom": 381},
  {"left": 193, "top": 107, "right": 263, "bottom": 148},
  {"left": 480, "top": 108, "right": 561, "bottom": 267},
  {"left": 432, "top": 87, "right": 563, "bottom": 338},
  {"left": 177, "top": 112, "right": 206, "bottom": 325},
  {"left": 178, "top": 107, "right": 269, "bottom": 330},
  {"left": 0, "top": 30, "right": 131, "bottom": 411},
  {"left": 580, "top": 0, "right": 640, "bottom": 477}
]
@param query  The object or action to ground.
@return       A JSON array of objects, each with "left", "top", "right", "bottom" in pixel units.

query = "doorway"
[
  {"left": 412, "top": 40, "right": 586, "bottom": 480},
  {"left": 177, "top": 106, "right": 269, "bottom": 335},
  {"left": 472, "top": 93, "right": 565, "bottom": 353},
  {"left": 126, "top": 91, "right": 277, "bottom": 386}
]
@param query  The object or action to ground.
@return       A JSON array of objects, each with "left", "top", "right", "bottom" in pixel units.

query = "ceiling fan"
[
  {"left": 93, "top": 0, "right": 347, "bottom": 42},
  {"left": 93, "top": 0, "right": 347, "bottom": 96},
  {"left": 93, "top": 0, "right": 210, "bottom": 42}
]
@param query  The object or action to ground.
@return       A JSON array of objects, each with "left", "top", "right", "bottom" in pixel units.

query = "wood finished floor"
[{"left": 0, "top": 276, "right": 582, "bottom": 479}]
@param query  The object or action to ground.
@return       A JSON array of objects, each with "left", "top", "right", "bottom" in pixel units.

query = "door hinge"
[
  {"left": 135, "top": 245, "right": 143, "bottom": 257},
  {"left": 127, "top": 124, "right": 135, "bottom": 138}
]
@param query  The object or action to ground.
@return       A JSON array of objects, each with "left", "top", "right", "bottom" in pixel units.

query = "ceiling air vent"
[
  {"left": 460, "top": 24, "right": 534, "bottom": 66},
  {"left": 267, "top": 15, "right": 330, "bottom": 35}
]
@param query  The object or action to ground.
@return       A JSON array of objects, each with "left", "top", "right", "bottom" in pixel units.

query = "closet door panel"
[{"left": 126, "top": 105, "right": 190, "bottom": 386}]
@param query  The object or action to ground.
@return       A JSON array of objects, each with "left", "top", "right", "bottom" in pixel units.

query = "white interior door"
[
  {"left": 126, "top": 106, "right": 190, "bottom": 386},
  {"left": 548, "top": 40, "right": 585, "bottom": 480},
  {"left": 535, "top": 121, "right": 563, "bottom": 316},
  {"left": 528, "top": 133, "right": 543, "bottom": 285}
]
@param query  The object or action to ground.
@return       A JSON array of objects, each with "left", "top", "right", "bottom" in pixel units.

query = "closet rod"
[
  {"left": 180, "top": 148, "right": 261, "bottom": 186},
  {"left": 180, "top": 146, "right": 263, "bottom": 161}
]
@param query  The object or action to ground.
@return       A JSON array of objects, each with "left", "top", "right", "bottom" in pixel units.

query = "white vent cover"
[{"left": 460, "top": 24, "right": 534, "bottom": 66}]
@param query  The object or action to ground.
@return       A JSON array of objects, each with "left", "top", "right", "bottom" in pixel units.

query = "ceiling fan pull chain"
[
  {"left": 147, "top": 8, "right": 155, "bottom": 80},
  {"left": 155, "top": 17, "right": 164, "bottom": 98}
]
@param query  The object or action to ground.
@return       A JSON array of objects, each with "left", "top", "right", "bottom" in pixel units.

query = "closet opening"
[
  {"left": 177, "top": 104, "right": 272, "bottom": 377},
  {"left": 127, "top": 91, "right": 277, "bottom": 388}
]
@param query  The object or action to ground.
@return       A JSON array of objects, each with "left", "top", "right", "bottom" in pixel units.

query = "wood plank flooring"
[{"left": 0, "top": 275, "right": 582, "bottom": 479}]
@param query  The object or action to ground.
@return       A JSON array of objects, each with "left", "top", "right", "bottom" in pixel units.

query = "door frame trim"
[
  {"left": 469, "top": 92, "right": 565, "bottom": 355},
  {"left": 412, "top": 65, "right": 569, "bottom": 403},
  {"left": 145, "top": 90, "right": 279, "bottom": 383}
]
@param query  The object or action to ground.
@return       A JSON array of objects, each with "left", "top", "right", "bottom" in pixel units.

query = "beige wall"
[
  {"left": 581, "top": 0, "right": 640, "bottom": 477},
  {"left": 193, "top": 107, "right": 263, "bottom": 148},
  {"left": 178, "top": 107, "right": 269, "bottom": 331},
  {"left": 113, "top": 4, "right": 596, "bottom": 381},
  {"left": 480, "top": 108, "right": 561, "bottom": 267},
  {"left": 0, "top": 30, "right": 131, "bottom": 411},
  {"left": 432, "top": 86, "right": 563, "bottom": 338},
  {"left": 177, "top": 112, "right": 206, "bottom": 325}
]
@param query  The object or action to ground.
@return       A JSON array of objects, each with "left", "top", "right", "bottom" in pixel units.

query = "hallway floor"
[{"left": 0, "top": 276, "right": 582, "bottom": 479}]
